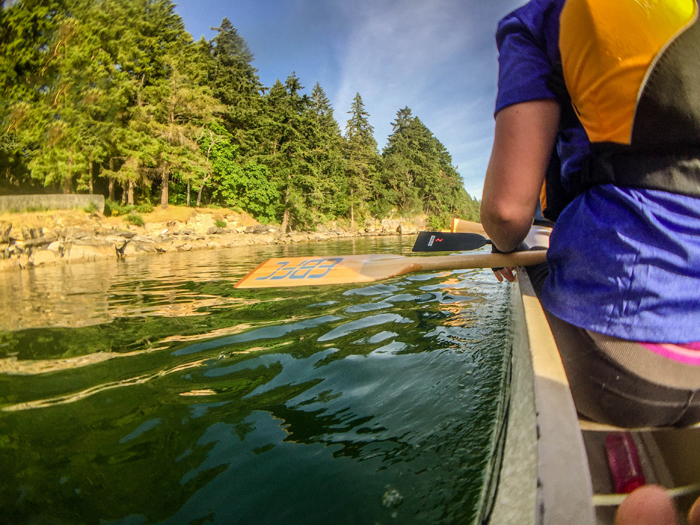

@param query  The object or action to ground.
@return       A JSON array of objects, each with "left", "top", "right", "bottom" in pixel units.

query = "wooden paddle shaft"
[{"left": 396, "top": 250, "right": 547, "bottom": 275}]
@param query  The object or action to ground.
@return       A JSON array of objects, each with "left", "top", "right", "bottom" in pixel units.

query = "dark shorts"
[{"left": 526, "top": 263, "right": 700, "bottom": 428}]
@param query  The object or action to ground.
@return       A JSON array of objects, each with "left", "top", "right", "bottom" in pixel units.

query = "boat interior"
[{"left": 483, "top": 271, "right": 700, "bottom": 525}]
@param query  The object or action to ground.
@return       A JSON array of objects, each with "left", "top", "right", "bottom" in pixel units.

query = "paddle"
[
  {"left": 234, "top": 251, "right": 547, "bottom": 289},
  {"left": 412, "top": 231, "right": 492, "bottom": 252},
  {"left": 414, "top": 225, "right": 552, "bottom": 253}
]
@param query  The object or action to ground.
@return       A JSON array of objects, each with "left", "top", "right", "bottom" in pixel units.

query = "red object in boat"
[{"left": 606, "top": 432, "right": 646, "bottom": 494}]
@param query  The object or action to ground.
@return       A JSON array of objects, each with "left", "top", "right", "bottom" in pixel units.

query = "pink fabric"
[{"left": 641, "top": 342, "right": 700, "bottom": 366}]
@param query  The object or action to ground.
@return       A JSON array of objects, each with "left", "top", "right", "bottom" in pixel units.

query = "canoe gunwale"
[
  {"left": 516, "top": 270, "right": 597, "bottom": 524},
  {"left": 487, "top": 271, "right": 596, "bottom": 524}
]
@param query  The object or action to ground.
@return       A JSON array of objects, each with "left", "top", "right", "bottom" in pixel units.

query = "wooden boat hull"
[{"left": 481, "top": 271, "right": 700, "bottom": 524}]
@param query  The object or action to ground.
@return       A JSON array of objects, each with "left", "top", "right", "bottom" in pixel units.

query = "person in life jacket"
[{"left": 481, "top": 0, "right": 700, "bottom": 428}]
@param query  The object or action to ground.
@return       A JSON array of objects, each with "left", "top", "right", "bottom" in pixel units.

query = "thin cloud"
[{"left": 331, "top": 0, "right": 524, "bottom": 199}]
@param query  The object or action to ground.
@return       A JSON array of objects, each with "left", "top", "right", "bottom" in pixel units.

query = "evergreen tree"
[
  {"left": 258, "top": 73, "right": 331, "bottom": 231},
  {"left": 380, "top": 107, "right": 421, "bottom": 214},
  {"left": 0, "top": 0, "right": 65, "bottom": 107},
  {"left": 382, "top": 107, "right": 478, "bottom": 225},
  {"left": 343, "top": 93, "right": 380, "bottom": 227},
  {"left": 209, "top": 17, "right": 262, "bottom": 154},
  {"left": 26, "top": 0, "right": 129, "bottom": 194},
  {"left": 146, "top": 41, "right": 221, "bottom": 208},
  {"left": 119, "top": 1, "right": 221, "bottom": 208},
  {"left": 0, "top": 1, "right": 478, "bottom": 228},
  {"left": 310, "top": 83, "right": 336, "bottom": 129},
  {"left": 211, "top": 18, "right": 253, "bottom": 67},
  {"left": 0, "top": 0, "right": 67, "bottom": 191},
  {"left": 309, "top": 82, "right": 346, "bottom": 219},
  {"left": 390, "top": 106, "right": 413, "bottom": 134}
]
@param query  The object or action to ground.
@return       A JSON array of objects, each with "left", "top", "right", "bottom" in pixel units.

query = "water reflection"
[
  {"left": 0, "top": 238, "right": 510, "bottom": 525},
  {"left": 0, "top": 237, "right": 414, "bottom": 332}
]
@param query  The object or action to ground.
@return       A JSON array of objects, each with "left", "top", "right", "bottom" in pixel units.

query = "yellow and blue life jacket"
[{"left": 560, "top": 0, "right": 700, "bottom": 197}]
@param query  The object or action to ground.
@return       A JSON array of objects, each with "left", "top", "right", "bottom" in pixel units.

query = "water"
[{"left": 0, "top": 236, "right": 511, "bottom": 525}]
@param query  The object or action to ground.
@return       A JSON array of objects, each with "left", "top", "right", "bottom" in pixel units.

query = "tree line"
[{"left": 0, "top": 0, "right": 480, "bottom": 230}]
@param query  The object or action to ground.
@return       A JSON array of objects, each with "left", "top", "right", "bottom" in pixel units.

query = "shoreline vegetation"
[
  {"left": 0, "top": 205, "right": 424, "bottom": 273},
  {"left": 1, "top": 1, "right": 481, "bottom": 239}
]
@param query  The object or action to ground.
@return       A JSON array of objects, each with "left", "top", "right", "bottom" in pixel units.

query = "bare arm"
[{"left": 481, "top": 100, "right": 560, "bottom": 252}]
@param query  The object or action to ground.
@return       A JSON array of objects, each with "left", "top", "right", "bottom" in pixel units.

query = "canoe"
[
  {"left": 451, "top": 218, "right": 489, "bottom": 237},
  {"left": 478, "top": 270, "right": 700, "bottom": 525}
]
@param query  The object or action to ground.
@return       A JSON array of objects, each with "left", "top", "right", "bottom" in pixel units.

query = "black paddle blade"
[{"left": 412, "top": 231, "right": 491, "bottom": 252}]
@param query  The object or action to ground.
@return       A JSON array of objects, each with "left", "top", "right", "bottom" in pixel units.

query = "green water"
[{"left": 0, "top": 237, "right": 510, "bottom": 525}]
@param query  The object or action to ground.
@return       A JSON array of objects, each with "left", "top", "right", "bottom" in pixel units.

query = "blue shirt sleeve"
[{"left": 495, "top": 0, "right": 566, "bottom": 114}]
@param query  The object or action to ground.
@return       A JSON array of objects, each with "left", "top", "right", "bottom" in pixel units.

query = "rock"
[
  {"left": 23, "top": 234, "right": 57, "bottom": 247},
  {"left": 381, "top": 219, "right": 402, "bottom": 231},
  {"left": 66, "top": 228, "right": 94, "bottom": 240},
  {"left": 31, "top": 249, "right": 57, "bottom": 266},
  {"left": 132, "top": 235, "right": 153, "bottom": 243},
  {"left": 154, "top": 239, "right": 174, "bottom": 252},
  {"left": 46, "top": 241, "right": 63, "bottom": 255},
  {"left": 0, "top": 207, "right": 415, "bottom": 274},
  {"left": 244, "top": 225, "right": 270, "bottom": 234},
  {"left": 187, "top": 213, "right": 217, "bottom": 234},
  {"left": 122, "top": 240, "right": 157, "bottom": 256},
  {"left": 0, "top": 223, "right": 11, "bottom": 243},
  {"left": 258, "top": 234, "right": 276, "bottom": 244},
  {"left": 21, "top": 227, "right": 41, "bottom": 240},
  {"left": 64, "top": 243, "right": 115, "bottom": 263}
]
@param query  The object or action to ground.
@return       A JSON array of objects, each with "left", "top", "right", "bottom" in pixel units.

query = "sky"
[{"left": 172, "top": 0, "right": 527, "bottom": 200}]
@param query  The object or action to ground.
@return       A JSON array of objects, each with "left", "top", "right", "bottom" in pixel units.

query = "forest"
[{"left": 0, "top": 0, "right": 481, "bottom": 231}]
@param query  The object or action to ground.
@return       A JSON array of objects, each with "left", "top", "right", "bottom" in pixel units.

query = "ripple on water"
[{"left": 0, "top": 238, "right": 511, "bottom": 524}]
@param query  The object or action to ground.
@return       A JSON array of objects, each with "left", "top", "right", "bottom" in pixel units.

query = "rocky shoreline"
[{"left": 0, "top": 208, "right": 423, "bottom": 272}]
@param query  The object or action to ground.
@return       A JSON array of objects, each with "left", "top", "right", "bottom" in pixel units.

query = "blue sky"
[{"left": 173, "top": 0, "right": 526, "bottom": 200}]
